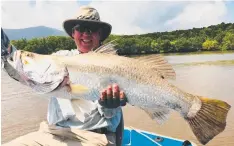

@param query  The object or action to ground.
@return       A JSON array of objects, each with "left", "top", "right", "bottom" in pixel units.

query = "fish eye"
[{"left": 25, "top": 53, "right": 33, "bottom": 58}]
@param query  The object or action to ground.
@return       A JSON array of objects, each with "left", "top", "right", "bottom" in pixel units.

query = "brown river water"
[{"left": 1, "top": 52, "right": 234, "bottom": 146}]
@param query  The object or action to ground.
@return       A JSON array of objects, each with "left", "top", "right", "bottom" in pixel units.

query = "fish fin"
[
  {"left": 137, "top": 55, "right": 176, "bottom": 80},
  {"left": 186, "top": 96, "right": 231, "bottom": 145},
  {"left": 141, "top": 107, "right": 171, "bottom": 125},
  {"left": 93, "top": 40, "right": 119, "bottom": 55},
  {"left": 70, "top": 84, "right": 89, "bottom": 94}
]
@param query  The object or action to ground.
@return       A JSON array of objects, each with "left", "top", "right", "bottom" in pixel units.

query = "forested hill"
[
  {"left": 11, "top": 22, "right": 234, "bottom": 55},
  {"left": 4, "top": 26, "right": 66, "bottom": 40}
]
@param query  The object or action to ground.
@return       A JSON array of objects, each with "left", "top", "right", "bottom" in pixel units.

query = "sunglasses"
[{"left": 73, "top": 25, "right": 100, "bottom": 33}]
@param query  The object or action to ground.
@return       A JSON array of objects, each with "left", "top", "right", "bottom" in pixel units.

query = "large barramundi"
[{"left": 6, "top": 44, "right": 231, "bottom": 145}]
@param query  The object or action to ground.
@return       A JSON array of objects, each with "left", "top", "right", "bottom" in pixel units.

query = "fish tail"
[{"left": 186, "top": 96, "right": 231, "bottom": 145}]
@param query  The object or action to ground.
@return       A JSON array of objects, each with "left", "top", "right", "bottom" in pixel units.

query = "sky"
[{"left": 1, "top": 0, "right": 234, "bottom": 35}]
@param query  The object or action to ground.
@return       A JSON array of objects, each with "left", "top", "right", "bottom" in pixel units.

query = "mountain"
[{"left": 3, "top": 26, "right": 67, "bottom": 40}]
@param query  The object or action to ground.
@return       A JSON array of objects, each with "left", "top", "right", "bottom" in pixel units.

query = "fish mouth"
[{"left": 4, "top": 50, "right": 26, "bottom": 82}]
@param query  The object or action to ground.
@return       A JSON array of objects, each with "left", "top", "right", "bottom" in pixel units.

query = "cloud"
[
  {"left": 89, "top": 1, "right": 187, "bottom": 35},
  {"left": 1, "top": 0, "right": 233, "bottom": 35},
  {"left": 165, "top": 1, "right": 228, "bottom": 30},
  {"left": 1, "top": 0, "right": 80, "bottom": 30},
  {"left": 90, "top": 1, "right": 231, "bottom": 34}
]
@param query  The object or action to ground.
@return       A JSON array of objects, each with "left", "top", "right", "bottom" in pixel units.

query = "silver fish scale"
[
  {"left": 67, "top": 71, "right": 189, "bottom": 113},
  {"left": 123, "top": 80, "right": 175, "bottom": 108}
]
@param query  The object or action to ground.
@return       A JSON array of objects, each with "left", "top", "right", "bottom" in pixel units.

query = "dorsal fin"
[
  {"left": 93, "top": 41, "right": 175, "bottom": 79},
  {"left": 93, "top": 40, "right": 118, "bottom": 55},
  {"left": 137, "top": 54, "right": 176, "bottom": 80}
]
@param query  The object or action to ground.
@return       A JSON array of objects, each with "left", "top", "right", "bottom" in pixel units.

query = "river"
[{"left": 1, "top": 52, "right": 234, "bottom": 145}]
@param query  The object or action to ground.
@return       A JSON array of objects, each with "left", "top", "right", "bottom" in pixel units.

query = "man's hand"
[{"left": 98, "top": 83, "right": 127, "bottom": 109}]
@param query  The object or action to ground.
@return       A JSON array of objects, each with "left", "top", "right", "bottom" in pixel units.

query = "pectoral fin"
[
  {"left": 141, "top": 106, "right": 171, "bottom": 125},
  {"left": 70, "top": 84, "right": 89, "bottom": 94}
]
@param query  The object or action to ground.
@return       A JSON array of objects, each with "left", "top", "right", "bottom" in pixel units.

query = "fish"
[{"left": 6, "top": 43, "right": 231, "bottom": 145}]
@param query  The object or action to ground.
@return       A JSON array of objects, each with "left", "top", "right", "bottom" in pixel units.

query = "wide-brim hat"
[{"left": 63, "top": 6, "right": 112, "bottom": 42}]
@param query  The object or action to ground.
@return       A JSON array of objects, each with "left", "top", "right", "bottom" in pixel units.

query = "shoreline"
[{"left": 122, "top": 50, "right": 234, "bottom": 57}]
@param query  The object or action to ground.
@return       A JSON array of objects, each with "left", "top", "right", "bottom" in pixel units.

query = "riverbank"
[{"left": 162, "top": 50, "right": 234, "bottom": 56}]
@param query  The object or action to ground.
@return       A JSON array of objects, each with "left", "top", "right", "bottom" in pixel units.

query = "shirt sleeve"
[
  {"left": 96, "top": 101, "right": 122, "bottom": 119},
  {"left": 97, "top": 102, "right": 123, "bottom": 132},
  {"left": 47, "top": 97, "right": 76, "bottom": 125}
]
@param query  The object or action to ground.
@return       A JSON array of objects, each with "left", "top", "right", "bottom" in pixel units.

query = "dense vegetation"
[{"left": 11, "top": 22, "right": 234, "bottom": 55}]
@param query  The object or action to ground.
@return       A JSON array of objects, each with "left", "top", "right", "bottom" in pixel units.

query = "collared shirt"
[{"left": 47, "top": 49, "right": 122, "bottom": 132}]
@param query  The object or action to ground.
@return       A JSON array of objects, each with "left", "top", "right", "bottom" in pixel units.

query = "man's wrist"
[{"left": 97, "top": 101, "right": 122, "bottom": 118}]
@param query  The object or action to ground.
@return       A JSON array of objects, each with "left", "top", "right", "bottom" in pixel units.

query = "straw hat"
[{"left": 63, "top": 6, "right": 112, "bottom": 41}]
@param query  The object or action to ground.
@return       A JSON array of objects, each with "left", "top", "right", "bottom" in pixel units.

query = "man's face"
[{"left": 72, "top": 25, "right": 101, "bottom": 53}]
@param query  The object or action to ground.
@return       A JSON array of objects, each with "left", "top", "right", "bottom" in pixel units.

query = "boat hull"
[{"left": 122, "top": 127, "right": 196, "bottom": 146}]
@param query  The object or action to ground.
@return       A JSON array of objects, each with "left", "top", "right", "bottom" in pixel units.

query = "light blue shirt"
[{"left": 47, "top": 49, "right": 122, "bottom": 132}]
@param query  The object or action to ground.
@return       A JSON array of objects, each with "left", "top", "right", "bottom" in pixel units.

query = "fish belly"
[{"left": 68, "top": 71, "right": 190, "bottom": 114}]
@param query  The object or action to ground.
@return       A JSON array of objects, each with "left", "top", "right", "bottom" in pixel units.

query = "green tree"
[
  {"left": 151, "top": 40, "right": 159, "bottom": 53},
  {"left": 9, "top": 22, "right": 234, "bottom": 55},
  {"left": 202, "top": 40, "right": 218, "bottom": 50},
  {"left": 220, "top": 32, "right": 234, "bottom": 50}
]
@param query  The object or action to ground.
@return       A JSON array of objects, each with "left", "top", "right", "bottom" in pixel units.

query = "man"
[
  {"left": 2, "top": 6, "right": 126, "bottom": 146},
  {"left": 47, "top": 6, "right": 126, "bottom": 146}
]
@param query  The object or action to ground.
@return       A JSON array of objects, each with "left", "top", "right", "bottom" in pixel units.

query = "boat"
[{"left": 122, "top": 127, "right": 197, "bottom": 146}]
